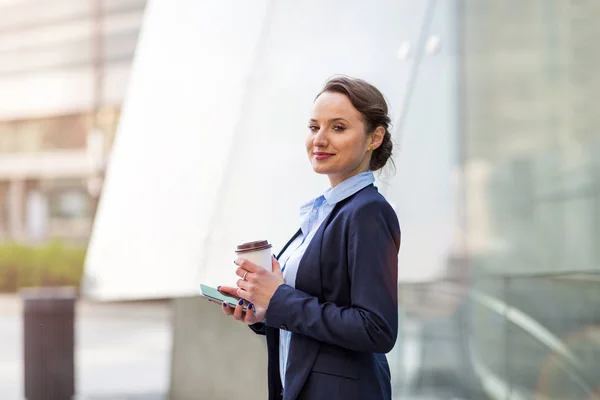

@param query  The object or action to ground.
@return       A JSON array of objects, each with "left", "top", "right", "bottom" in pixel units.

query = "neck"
[{"left": 328, "top": 166, "right": 370, "bottom": 188}]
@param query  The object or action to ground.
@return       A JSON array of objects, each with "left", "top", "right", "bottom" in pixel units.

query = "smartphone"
[{"left": 200, "top": 284, "right": 248, "bottom": 311}]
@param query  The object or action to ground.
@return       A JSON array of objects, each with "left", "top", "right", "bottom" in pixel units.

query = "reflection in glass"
[{"left": 462, "top": 0, "right": 600, "bottom": 399}]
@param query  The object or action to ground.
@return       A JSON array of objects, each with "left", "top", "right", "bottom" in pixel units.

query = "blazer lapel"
[
  {"left": 282, "top": 209, "right": 339, "bottom": 399},
  {"left": 295, "top": 202, "right": 343, "bottom": 300},
  {"left": 276, "top": 228, "right": 302, "bottom": 260}
]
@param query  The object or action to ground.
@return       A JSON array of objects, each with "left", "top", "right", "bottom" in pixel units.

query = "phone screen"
[{"left": 200, "top": 284, "right": 247, "bottom": 310}]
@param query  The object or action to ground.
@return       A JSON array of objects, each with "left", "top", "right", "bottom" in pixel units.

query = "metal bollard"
[{"left": 20, "top": 287, "right": 76, "bottom": 400}]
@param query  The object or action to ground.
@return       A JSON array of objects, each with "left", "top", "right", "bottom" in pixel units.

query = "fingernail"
[
  {"left": 248, "top": 303, "right": 253, "bottom": 310},
  {"left": 238, "top": 299, "right": 244, "bottom": 306},
  {"left": 217, "top": 286, "right": 221, "bottom": 290},
  {"left": 222, "top": 302, "right": 227, "bottom": 307}
]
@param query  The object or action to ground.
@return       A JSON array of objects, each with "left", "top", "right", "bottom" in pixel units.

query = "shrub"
[{"left": 0, "top": 241, "right": 86, "bottom": 293}]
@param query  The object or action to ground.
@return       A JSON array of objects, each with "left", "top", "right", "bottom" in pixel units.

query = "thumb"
[
  {"left": 271, "top": 255, "right": 282, "bottom": 275},
  {"left": 218, "top": 286, "right": 239, "bottom": 297}
]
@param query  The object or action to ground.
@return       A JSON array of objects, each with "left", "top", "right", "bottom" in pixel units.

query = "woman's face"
[{"left": 306, "top": 91, "right": 378, "bottom": 187}]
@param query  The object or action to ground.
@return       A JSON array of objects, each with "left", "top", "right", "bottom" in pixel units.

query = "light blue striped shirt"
[{"left": 277, "top": 171, "right": 375, "bottom": 388}]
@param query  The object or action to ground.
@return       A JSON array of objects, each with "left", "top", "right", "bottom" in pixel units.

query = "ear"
[{"left": 369, "top": 126, "right": 386, "bottom": 150}]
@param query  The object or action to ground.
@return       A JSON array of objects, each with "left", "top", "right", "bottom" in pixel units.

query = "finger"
[
  {"left": 218, "top": 286, "right": 239, "bottom": 298},
  {"left": 244, "top": 303, "right": 256, "bottom": 324},
  {"left": 233, "top": 299, "right": 245, "bottom": 321},
  {"left": 236, "top": 279, "right": 249, "bottom": 291},
  {"left": 236, "top": 267, "right": 258, "bottom": 281},
  {"left": 271, "top": 255, "right": 282, "bottom": 275},
  {"left": 221, "top": 302, "right": 234, "bottom": 316},
  {"left": 236, "top": 286, "right": 251, "bottom": 302},
  {"left": 234, "top": 258, "right": 259, "bottom": 273}
]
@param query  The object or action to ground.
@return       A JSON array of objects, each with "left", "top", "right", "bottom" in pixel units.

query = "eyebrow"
[{"left": 309, "top": 118, "right": 349, "bottom": 124}]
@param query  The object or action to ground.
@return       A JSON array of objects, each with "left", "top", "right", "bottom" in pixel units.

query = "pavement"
[
  {"left": 0, "top": 292, "right": 475, "bottom": 400},
  {"left": 0, "top": 295, "right": 171, "bottom": 400}
]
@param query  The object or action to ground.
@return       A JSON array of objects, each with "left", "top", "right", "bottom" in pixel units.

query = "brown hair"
[{"left": 316, "top": 76, "right": 394, "bottom": 171}]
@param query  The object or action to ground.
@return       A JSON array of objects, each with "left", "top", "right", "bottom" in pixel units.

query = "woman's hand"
[
  {"left": 233, "top": 255, "right": 285, "bottom": 309},
  {"left": 218, "top": 286, "right": 266, "bottom": 325}
]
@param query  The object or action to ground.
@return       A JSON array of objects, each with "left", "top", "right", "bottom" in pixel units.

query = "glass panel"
[
  {"left": 463, "top": 0, "right": 600, "bottom": 398},
  {"left": 382, "top": 0, "right": 600, "bottom": 398}
]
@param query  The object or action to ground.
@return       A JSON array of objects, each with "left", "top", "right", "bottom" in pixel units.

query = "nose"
[{"left": 313, "top": 128, "right": 328, "bottom": 148}]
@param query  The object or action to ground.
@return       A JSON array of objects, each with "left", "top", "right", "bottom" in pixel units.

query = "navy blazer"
[{"left": 250, "top": 184, "right": 401, "bottom": 400}]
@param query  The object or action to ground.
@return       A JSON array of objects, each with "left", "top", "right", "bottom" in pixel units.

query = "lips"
[{"left": 314, "top": 152, "right": 334, "bottom": 161}]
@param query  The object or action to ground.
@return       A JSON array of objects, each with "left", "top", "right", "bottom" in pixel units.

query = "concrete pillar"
[
  {"left": 169, "top": 296, "right": 268, "bottom": 400},
  {"left": 7, "top": 178, "right": 25, "bottom": 240}
]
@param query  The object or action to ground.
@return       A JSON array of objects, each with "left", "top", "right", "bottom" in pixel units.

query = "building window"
[{"left": 48, "top": 188, "right": 90, "bottom": 220}]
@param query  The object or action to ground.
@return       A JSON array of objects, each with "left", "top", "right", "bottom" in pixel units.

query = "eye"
[
  {"left": 308, "top": 124, "right": 319, "bottom": 132},
  {"left": 333, "top": 125, "right": 346, "bottom": 132}
]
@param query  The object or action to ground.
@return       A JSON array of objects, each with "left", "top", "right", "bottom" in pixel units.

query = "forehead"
[{"left": 311, "top": 91, "right": 362, "bottom": 121}]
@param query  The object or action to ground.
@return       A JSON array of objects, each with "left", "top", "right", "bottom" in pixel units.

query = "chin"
[
  {"left": 310, "top": 161, "right": 328, "bottom": 174},
  {"left": 311, "top": 165, "right": 339, "bottom": 177},
  {"left": 311, "top": 166, "right": 327, "bottom": 175}
]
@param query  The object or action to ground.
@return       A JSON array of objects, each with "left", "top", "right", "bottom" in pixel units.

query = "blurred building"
[
  {"left": 379, "top": 1, "right": 600, "bottom": 398},
  {"left": 463, "top": 0, "right": 600, "bottom": 267},
  {"left": 457, "top": 1, "right": 600, "bottom": 399},
  {"left": 0, "top": 0, "right": 146, "bottom": 244}
]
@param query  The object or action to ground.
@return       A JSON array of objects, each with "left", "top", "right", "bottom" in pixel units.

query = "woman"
[{"left": 218, "top": 76, "right": 401, "bottom": 400}]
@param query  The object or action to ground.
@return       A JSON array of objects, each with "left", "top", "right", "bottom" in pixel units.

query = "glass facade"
[
  {"left": 463, "top": 0, "right": 600, "bottom": 398},
  {"left": 390, "top": 1, "right": 600, "bottom": 398}
]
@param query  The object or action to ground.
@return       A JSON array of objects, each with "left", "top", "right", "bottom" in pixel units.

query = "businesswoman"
[{"left": 219, "top": 76, "right": 401, "bottom": 400}]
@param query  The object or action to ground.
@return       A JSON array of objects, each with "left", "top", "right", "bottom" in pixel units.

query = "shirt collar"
[{"left": 323, "top": 171, "right": 375, "bottom": 205}]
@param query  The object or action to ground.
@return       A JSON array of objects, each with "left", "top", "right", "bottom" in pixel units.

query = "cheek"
[{"left": 337, "top": 136, "right": 364, "bottom": 159}]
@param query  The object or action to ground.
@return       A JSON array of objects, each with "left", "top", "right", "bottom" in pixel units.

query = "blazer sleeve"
[
  {"left": 264, "top": 201, "right": 400, "bottom": 353},
  {"left": 247, "top": 252, "right": 282, "bottom": 336},
  {"left": 248, "top": 322, "right": 266, "bottom": 335}
]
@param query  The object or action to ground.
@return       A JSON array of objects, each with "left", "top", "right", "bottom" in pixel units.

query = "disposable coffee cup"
[{"left": 235, "top": 240, "right": 273, "bottom": 270}]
